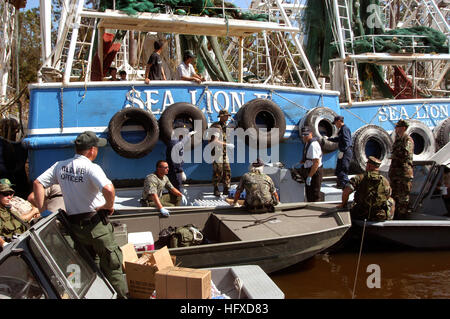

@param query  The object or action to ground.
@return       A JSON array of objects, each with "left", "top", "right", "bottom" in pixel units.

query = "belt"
[{"left": 66, "top": 211, "right": 101, "bottom": 226}]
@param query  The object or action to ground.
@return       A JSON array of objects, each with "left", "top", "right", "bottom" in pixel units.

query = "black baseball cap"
[
  {"left": 184, "top": 50, "right": 196, "bottom": 59},
  {"left": 333, "top": 116, "right": 344, "bottom": 124},
  {"left": 75, "top": 131, "right": 107, "bottom": 150},
  {"left": 301, "top": 126, "right": 312, "bottom": 136}
]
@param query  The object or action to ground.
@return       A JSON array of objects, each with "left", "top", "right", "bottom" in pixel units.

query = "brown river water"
[{"left": 270, "top": 248, "right": 450, "bottom": 299}]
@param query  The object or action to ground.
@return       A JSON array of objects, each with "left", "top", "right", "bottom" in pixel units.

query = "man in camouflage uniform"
[
  {"left": 232, "top": 159, "right": 279, "bottom": 213},
  {"left": 389, "top": 119, "right": 414, "bottom": 219},
  {"left": 0, "top": 182, "right": 32, "bottom": 250},
  {"left": 141, "top": 160, "right": 187, "bottom": 217},
  {"left": 337, "top": 156, "right": 395, "bottom": 221},
  {"left": 211, "top": 109, "right": 233, "bottom": 196},
  {"left": 0, "top": 178, "right": 40, "bottom": 220}
]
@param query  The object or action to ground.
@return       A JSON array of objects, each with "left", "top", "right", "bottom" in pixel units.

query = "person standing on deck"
[
  {"left": 389, "top": 119, "right": 414, "bottom": 219},
  {"left": 144, "top": 39, "right": 166, "bottom": 83},
  {"left": 210, "top": 109, "right": 234, "bottom": 197},
  {"left": 326, "top": 116, "right": 352, "bottom": 189},
  {"left": 165, "top": 124, "right": 196, "bottom": 191},
  {"left": 33, "top": 131, "right": 127, "bottom": 298},
  {"left": 300, "top": 126, "right": 323, "bottom": 202}
]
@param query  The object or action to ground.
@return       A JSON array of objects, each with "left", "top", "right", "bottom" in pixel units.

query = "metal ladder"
[
  {"left": 423, "top": 0, "right": 450, "bottom": 35},
  {"left": 39, "top": 0, "right": 97, "bottom": 83},
  {"left": 256, "top": 32, "right": 269, "bottom": 81},
  {"left": 331, "top": 0, "right": 361, "bottom": 102}
]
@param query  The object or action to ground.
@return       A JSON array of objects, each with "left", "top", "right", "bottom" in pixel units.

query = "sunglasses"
[
  {"left": 0, "top": 191, "right": 14, "bottom": 197},
  {"left": 158, "top": 166, "right": 169, "bottom": 169}
]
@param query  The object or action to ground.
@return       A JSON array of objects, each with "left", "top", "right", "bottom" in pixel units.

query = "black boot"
[
  {"left": 214, "top": 186, "right": 220, "bottom": 197},
  {"left": 223, "top": 186, "right": 229, "bottom": 196}
]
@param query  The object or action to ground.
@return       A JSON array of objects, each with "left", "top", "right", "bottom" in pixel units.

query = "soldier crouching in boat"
[
  {"left": 231, "top": 159, "right": 279, "bottom": 213},
  {"left": 337, "top": 156, "right": 395, "bottom": 221}
]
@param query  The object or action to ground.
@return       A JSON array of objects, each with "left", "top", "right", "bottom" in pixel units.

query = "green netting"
[
  {"left": 304, "top": 0, "right": 449, "bottom": 98},
  {"left": 99, "top": 0, "right": 267, "bottom": 21}
]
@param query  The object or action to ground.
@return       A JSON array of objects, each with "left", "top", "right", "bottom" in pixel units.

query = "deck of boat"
[{"left": 215, "top": 203, "right": 348, "bottom": 241}]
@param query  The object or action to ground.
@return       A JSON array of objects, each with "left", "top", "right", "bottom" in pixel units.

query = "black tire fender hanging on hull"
[
  {"left": 299, "top": 107, "right": 339, "bottom": 154},
  {"left": 108, "top": 107, "right": 159, "bottom": 159},
  {"left": 159, "top": 102, "right": 207, "bottom": 149},
  {"left": 236, "top": 98, "right": 286, "bottom": 148},
  {"left": 352, "top": 124, "right": 392, "bottom": 173},
  {"left": 433, "top": 117, "right": 450, "bottom": 151}
]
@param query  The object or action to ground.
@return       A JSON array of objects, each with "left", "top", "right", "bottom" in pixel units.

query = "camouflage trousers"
[
  {"left": 141, "top": 193, "right": 181, "bottom": 207},
  {"left": 69, "top": 219, "right": 127, "bottom": 298},
  {"left": 390, "top": 178, "right": 412, "bottom": 218},
  {"left": 350, "top": 197, "right": 395, "bottom": 222},
  {"left": 212, "top": 161, "right": 231, "bottom": 188}
]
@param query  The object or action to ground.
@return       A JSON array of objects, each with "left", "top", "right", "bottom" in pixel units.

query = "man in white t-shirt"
[
  {"left": 300, "top": 126, "right": 323, "bottom": 202},
  {"left": 32, "top": 131, "right": 127, "bottom": 298},
  {"left": 176, "top": 50, "right": 205, "bottom": 84}
]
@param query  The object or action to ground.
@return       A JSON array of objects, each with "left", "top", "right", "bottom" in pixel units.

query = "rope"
[
  {"left": 352, "top": 218, "right": 367, "bottom": 299},
  {"left": 234, "top": 277, "right": 243, "bottom": 299},
  {"left": 220, "top": 212, "right": 324, "bottom": 230},
  {"left": 270, "top": 90, "right": 309, "bottom": 112},
  {"left": 60, "top": 87, "right": 64, "bottom": 132}
]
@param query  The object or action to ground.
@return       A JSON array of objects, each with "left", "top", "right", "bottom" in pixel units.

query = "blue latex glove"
[
  {"left": 306, "top": 176, "right": 312, "bottom": 186},
  {"left": 181, "top": 195, "right": 188, "bottom": 206},
  {"left": 159, "top": 207, "right": 170, "bottom": 217}
]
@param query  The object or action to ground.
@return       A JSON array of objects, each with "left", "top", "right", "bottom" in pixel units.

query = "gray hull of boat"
[
  {"left": 112, "top": 203, "right": 351, "bottom": 273},
  {"left": 353, "top": 219, "right": 450, "bottom": 249}
]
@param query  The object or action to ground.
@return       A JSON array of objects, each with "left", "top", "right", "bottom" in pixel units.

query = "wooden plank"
[{"left": 84, "top": 10, "right": 299, "bottom": 37}]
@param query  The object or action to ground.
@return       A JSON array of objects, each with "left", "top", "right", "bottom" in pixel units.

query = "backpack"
[
  {"left": 155, "top": 226, "right": 177, "bottom": 248},
  {"left": 169, "top": 224, "right": 204, "bottom": 248}
]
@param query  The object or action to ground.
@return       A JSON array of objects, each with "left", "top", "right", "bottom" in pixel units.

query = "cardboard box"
[
  {"left": 128, "top": 231, "right": 155, "bottom": 253},
  {"left": 155, "top": 267, "right": 211, "bottom": 299},
  {"left": 121, "top": 244, "right": 174, "bottom": 299}
]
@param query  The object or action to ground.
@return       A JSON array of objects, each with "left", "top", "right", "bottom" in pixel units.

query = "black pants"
[
  {"left": 335, "top": 149, "right": 352, "bottom": 187},
  {"left": 305, "top": 166, "right": 323, "bottom": 202}
]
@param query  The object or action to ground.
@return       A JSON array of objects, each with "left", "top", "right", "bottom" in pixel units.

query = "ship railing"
[{"left": 331, "top": 34, "right": 437, "bottom": 56}]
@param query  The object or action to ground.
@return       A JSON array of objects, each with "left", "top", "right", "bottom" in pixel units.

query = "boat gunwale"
[
  {"left": 27, "top": 80, "right": 341, "bottom": 96},
  {"left": 340, "top": 97, "right": 450, "bottom": 108}
]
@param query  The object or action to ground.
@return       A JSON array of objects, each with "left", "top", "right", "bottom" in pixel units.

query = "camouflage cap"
[
  {"left": 367, "top": 156, "right": 381, "bottom": 167},
  {"left": 0, "top": 178, "right": 14, "bottom": 187},
  {"left": 218, "top": 109, "right": 231, "bottom": 117},
  {"left": 74, "top": 131, "right": 107, "bottom": 150},
  {"left": 0, "top": 183, "right": 14, "bottom": 193},
  {"left": 251, "top": 158, "right": 264, "bottom": 167},
  {"left": 395, "top": 119, "right": 409, "bottom": 128}
]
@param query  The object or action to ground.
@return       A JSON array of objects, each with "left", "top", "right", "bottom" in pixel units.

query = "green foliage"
[{"left": 17, "top": 8, "right": 41, "bottom": 91}]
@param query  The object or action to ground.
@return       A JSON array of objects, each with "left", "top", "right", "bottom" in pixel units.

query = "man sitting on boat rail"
[
  {"left": 337, "top": 156, "right": 395, "bottom": 222},
  {"left": 177, "top": 50, "right": 205, "bottom": 84},
  {"left": 140, "top": 160, "right": 187, "bottom": 216},
  {"left": 231, "top": 159, "right": 279, "bottom": 213}
]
